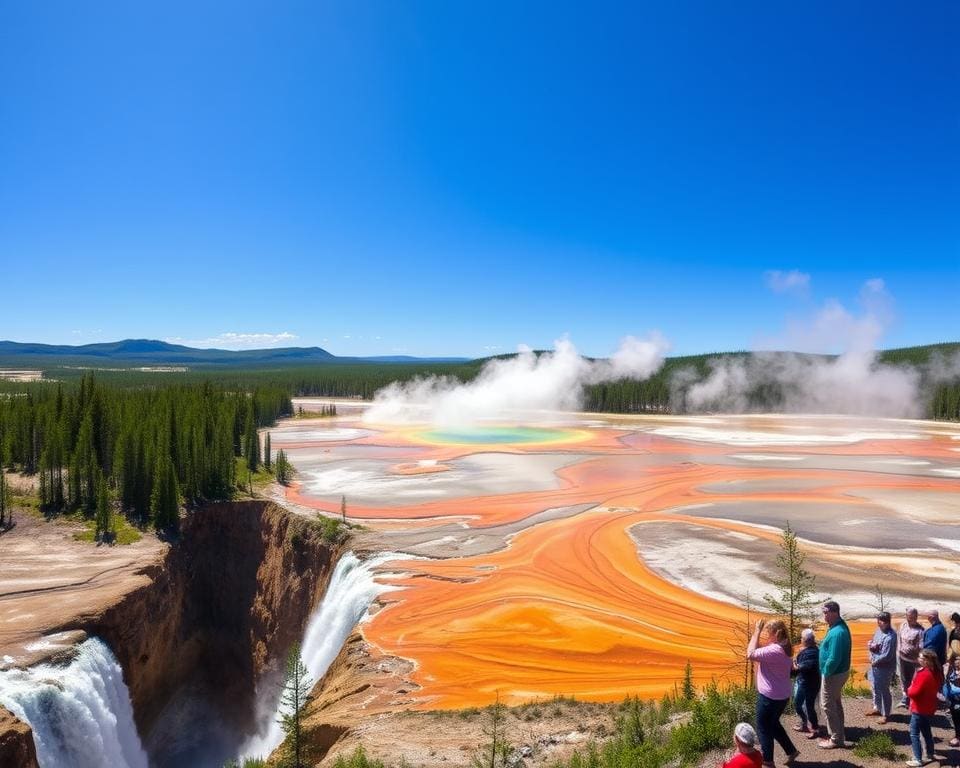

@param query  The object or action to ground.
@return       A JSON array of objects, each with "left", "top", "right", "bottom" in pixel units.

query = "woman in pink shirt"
[{"left": 748, "top": 619, "right": 799, "bottom": 768}]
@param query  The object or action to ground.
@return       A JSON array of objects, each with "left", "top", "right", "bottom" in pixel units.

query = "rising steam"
[
  {"left": 363, "top": 334, "right": 669, "bottom": 425},
  {"left": 674, "top": 279, "right": 957, "bottom": 418}
]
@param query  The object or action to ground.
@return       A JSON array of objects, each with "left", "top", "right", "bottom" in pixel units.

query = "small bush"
[
  {"left": 315, "top": 514, "right": 347, "bottom": 544},
  {"left": 852, "top": 731, "right": 899, "bottom": 760},
  {"left": 331, "top": 747, "right": 386, "bottom": 768},
  {"left": 842, "top": 669, "right": 872, "bottom": 698}
]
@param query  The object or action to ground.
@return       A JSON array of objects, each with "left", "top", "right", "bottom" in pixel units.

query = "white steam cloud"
[
  {"left": 675, "top": 279, "right": 953, "bottom": 418},
  {"left": 363, "top": 334, "right": 670, "bottom": 425}
]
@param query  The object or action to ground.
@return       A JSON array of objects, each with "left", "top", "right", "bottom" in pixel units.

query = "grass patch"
[
  {"left": 233, "top": 458, "right": 277, "bottom": 495},
  {"left": 12, "top": 492, "right": 43, "bottom": 518},
  {"left": 852, "top": 731, "right": 899, "bottom": 760},
  {"left": 330, "top": 747, "right": 385, "bottom": 768},
  {"left": 842, "top": 669, "right": 872, "bottom": 698},
  {"left": 69, "top": 511, "right": 143, "bottom": 545}
]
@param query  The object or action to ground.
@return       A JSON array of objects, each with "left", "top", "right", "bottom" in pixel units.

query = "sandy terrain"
[
  {"left": 0, "top": 371, "right": 42, "bottom": 382},
  {"left": 0, "top": 511, "right": 166, "bottom": 667}
]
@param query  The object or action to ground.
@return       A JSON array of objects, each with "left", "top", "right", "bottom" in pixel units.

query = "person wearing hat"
[
  {"left": 722, "top": 722, "right": 763, "bottom": 768},
  {"left": 865, "top": 611, "right": 897, "bottom": 723}
]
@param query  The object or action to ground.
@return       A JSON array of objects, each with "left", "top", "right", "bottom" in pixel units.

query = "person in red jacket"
[
  {"left": 722, "top": 722, "right": 763, "bottom": 768},
  {"left": 906, "top": 649, "right": 944, "bottom": 766}
]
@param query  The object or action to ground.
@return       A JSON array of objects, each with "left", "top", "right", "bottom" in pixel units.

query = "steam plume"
[
  {"left": 363, "top": 334, "right": 669, "bottom": 425},
  {"left": 674, "top": 279, "right": 944, "bottom": 418}
]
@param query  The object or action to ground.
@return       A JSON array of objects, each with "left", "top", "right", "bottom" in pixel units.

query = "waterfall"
[
  {"left": 239, "top": 550, "right": 408, "bottom": 761},
  {"left": 0, "top": 637, "right": 148, "bottom": 768}
]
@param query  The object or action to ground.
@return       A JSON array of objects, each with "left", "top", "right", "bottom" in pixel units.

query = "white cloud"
[
  {"left": 164, "top": 332, "right": 298, "bottom": 350},
  {"left": 764, "top": 269, "right": 811, "bottom": 296}
]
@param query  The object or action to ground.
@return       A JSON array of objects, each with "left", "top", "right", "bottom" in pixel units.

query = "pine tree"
[
  {"left": 275, "top": 449, "right": 290, "bottom": 485},
  {"left": 680, "top": 660, "right": 695, "bottom": 702},
  {"left": 264, "top": 432, "right": 271, "bottom": 470},
  {"left": 151, "top": 453, "right": 180, "bottom": 534},
  {"left": 472, "top": 693, "right": 510, "bottom": 768},
  {"left": 95, "top": 471, "right": 113, "bottom": 543},
  {"left": 278, "top": 644, "right": 313, "bottom": 768},
  {"left": 764, "top": 522, "right": 818, "bottom": 643}
]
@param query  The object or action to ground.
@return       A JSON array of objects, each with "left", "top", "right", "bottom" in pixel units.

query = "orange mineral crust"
[
  {"left": 274, "top": 414, "right": 960, "bottom": 708},
  {"left": 362, "top": 468, "right": 893, "bottom": 708}
]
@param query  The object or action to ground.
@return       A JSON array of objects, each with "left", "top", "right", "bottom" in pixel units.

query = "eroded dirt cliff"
[
  {"left": 0, "top": 707, "right": 39, "bottom": 768},
  {"left": 80, "top": 500, "right": 340, "bottom": 766}
]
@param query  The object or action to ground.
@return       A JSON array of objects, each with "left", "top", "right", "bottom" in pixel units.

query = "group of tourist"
[{"left": 723, "top": 602, "right": 960, "bottom": 768}]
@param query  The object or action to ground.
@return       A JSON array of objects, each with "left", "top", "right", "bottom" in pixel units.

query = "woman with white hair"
[
  {"left": 721, "top": 722, "right": 762, "bottom": 768},
  {"left": 793, "top": 627, "right": 821, "bottom": 737}
]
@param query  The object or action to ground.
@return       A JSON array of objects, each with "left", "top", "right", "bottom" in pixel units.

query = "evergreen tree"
[
  {"left": 94, "top": 471, "right": 113, "bottom": 542},
  {"left": 150, "top": 453, "right": 180, "bottom": 534},
  {"left": 264, "top": 432, "right": 271, "bottom": 470},
  {"left": 680, "top": 660, "right": 695, "bottom": 702},
  {"left": 764, "top": 522, "right": 818, "bottom": 643},
  {"left": 278, "top": 644, "right": 313, "bottom": 768},
  {"left": 472, "top": 693, "right": 510, "bottom": 768},
  {"left": 340, "top": 495, "right": 346, "bottom": 523},
  {"left": 275, "top": 449, "right": 290, "bottom": 485}
]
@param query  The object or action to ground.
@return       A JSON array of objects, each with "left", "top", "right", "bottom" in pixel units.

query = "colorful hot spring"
[{"left": 414, "top": 425, "right": 583, "bottom": 445}]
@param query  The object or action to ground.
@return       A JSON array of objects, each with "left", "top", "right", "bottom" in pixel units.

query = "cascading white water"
[
  {"left": 0, "top": 637, "right": 148, "bottom": 768},
  {"left": 239, "top": 550, "right": 409, "bottom": 760}
]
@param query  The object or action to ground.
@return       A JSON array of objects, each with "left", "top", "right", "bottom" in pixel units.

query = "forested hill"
[
  {"left": 0, "top": 339, "right": 468, "bottom": 367},
  {"left": 1, "top": 341, "right": 958, "bottom": 420}
]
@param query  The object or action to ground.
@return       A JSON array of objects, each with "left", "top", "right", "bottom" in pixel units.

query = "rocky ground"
[
  {"left": 320, "top": 690, "right": 960, "bottom": 768},
  {"left": 0, "top": 484, "right": 166, "bottom": 667},
  {"left": 699, "top": 695, "right": 960, "bottom": 768}
]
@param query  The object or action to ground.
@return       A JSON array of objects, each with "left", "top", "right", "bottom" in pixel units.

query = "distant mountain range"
[{"left": 0, "top": 339, "right": 471, "bottom": 367}]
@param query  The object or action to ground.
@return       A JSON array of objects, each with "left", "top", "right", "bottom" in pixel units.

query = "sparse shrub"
[
  {"left": 315, "top": 513, "right": 346, "bottom": 544},
  {"left": 852, "top": 731, "right": 899, "bottom": 760},
  {"left": 669, "top": 682, "right": 755, "bottom": 763},
  {"left": 842, "top": 669, "right": 872, "bottom": 697},
  {"left": 473, "top": 695, "right": 511, "bottom": 768},
  {"left": 331, "top": 747, "right": 386, "bottom": 768}
]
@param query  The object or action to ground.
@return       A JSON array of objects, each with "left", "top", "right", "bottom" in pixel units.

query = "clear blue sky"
[{"left": 1, "top": 1, "right": 957, "bottom": 358}]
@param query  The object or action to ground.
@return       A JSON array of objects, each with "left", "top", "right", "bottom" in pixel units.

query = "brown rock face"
[
  {"left": 80, "top": 501, "right": 339, "bottom": 767},
  {"left": 0, "top": 707, "right": 39, "bottom": 768}
]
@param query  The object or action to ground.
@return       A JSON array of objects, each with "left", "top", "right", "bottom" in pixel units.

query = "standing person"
[
  {"left": 923, "top": 609, "right": 948, "bottom": 667},
  {"left": 818, "top": 600, "right": 852, "bottom": 750},
  {"left": 721, "top": 723, "right": 763, "bottom": 768},
  {"left": 899, "top": 608, "right": 924, "bottom": 708},
  {"left": 748, "top": 619, "right": 799, "bottom": 768},
  {"left": 906, "top": 649, "right": 944, "bottom": 767},
  {"left": 866, "top": 611, "right": 898, "bottom": 723},
  {"left": 792, "top": 628, "right": 821, "bottom": 738},
  {"left": 947, "top": 612, "right": 960, "bottom": 666},
  {"left": 943, "top": 656, "right": 960, "bottom": 749}
]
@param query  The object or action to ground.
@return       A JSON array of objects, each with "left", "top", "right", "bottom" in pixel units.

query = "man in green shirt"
[{"left": 818, "top": 600, "right": 852, "bottom": 749}]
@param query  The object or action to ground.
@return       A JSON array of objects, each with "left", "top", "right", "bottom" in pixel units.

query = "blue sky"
[{"left": 1, "top": 1, "right": 957, "bottom": 358}]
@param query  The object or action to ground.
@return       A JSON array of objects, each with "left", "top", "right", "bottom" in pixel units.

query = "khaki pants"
[{"left": 821, "top": 670, "right": 849, "bottom": 745}]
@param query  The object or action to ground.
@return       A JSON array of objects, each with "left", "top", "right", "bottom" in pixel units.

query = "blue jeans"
[
  {"left": 756, "top": 693, "right": 797, "bottom": 762},
  {"left": 869, "top": 665, "right": 894, "bottom": 716},
  {"left": 910, "top": 713, "right": 935, "bottom": 760},
  {"left": 794, "top": 676, "right": 820, "bottom": 729}
]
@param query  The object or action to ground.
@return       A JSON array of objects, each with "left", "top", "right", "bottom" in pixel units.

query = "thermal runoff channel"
[{"left": 273, "top": 408, "right": 960, "bottom": 708}]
